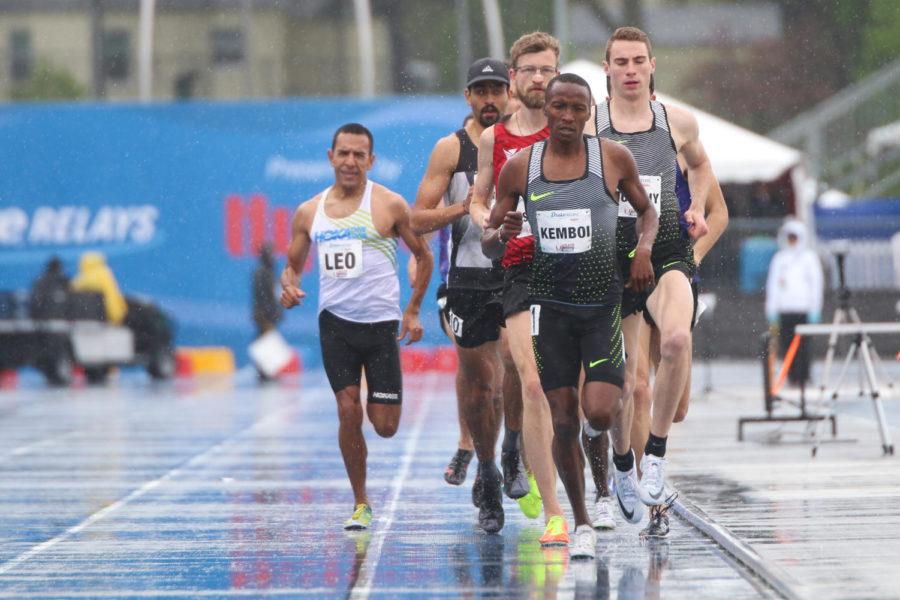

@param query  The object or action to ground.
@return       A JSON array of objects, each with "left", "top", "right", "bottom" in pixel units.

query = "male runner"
[
  {"left": 469, "top": 31, "right": 577, "bottom": 546},
  {"left": 280, "top": 123, "right": 433, "bottom": 530},
  {"left": 592, "top": 27, "right": 714, "bottom": 514},
  {"left": 434, "top": 224, "right": 478, "bottom": 486},
  {"left": 410, "top": 57, "right": 511, "bottom": 533},
  {"left": 584, "top": 83, "right": 728, "bottom": 534},
  {"left": 487, "top": 73, "right": 658, "bottom": 558},
  {"left": 630, "top": 159, "right": 729, "bottom": 537}
]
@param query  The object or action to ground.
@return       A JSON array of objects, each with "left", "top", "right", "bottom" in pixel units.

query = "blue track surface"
[{"left": 0, "top": 371, "right": 770, "bottom": 598}]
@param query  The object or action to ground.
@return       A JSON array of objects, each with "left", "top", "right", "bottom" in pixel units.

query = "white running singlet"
[{"left": 309, "top": 180, "right": 401, "bottom": 323}]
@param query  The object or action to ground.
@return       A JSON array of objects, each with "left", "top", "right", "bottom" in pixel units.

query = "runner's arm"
[
  {"left": 482, "top": 151, "right": 526, "bottom": 259},
  {"left": 611, "top": 142, "right": 657, "bottom": 291},
  {"left": 692, "top": 172, "right": 728, "bottom": 265},
  {"left": 406, "top": 229, "right": 436, "bottom": 286},
  {"left": 393, "top": 195, "right": 433, "bottom": 344},
  {"left": 468, "top": 125, "right": 496, "bottom": 228},
  {"left": 668, "top": 104, "right": 712, "bottom": 240},
  {"left": 280, "top": 200, "right": 315, "bottom": 309},
  {"left": 410, "top": 135, "right": 467, "bottom": 234}
]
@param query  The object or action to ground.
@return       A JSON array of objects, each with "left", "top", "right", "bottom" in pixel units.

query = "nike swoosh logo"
[
  {"left": 614, "top": 139, "right": 629, "bottom": 145},
  {"left": 589, "top": 358, "right": 608, "bottom": 368},
  {"left": 661, "top": 260, "right": 682, "bottom": 270},
  {"left": 530, "top": 191, "right": 554, "bottom": 202},
  {"left": 531, "top": 192, "right": 556, "bottom": 202},
  {"left": 617, "top": 492, "right": 634, "bottom": 521}
]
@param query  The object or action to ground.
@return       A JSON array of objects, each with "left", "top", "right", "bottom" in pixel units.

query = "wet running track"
[{"left": 0, "top": 371, "right": 777, "bottom": 598}]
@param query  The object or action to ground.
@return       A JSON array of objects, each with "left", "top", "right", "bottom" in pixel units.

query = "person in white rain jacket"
[{"left": 765, "top": 219, "right": 824, "bottom": 386}]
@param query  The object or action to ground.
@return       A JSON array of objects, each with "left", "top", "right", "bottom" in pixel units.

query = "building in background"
[{"left": 0, "top": 0, "right": 393, "bottom": 101}]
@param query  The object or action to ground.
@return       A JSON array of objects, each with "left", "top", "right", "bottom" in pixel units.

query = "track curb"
[{"left": 671, "top": 487, "right": 806, "bottom": 600}]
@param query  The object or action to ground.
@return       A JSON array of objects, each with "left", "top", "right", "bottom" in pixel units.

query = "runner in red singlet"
[{"left": 468, "top": 32, "right": 569, "bottom": 547}]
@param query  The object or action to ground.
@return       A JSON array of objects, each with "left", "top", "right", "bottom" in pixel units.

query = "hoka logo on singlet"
[{"left": 314, "top": 226, "right": 367, "bottom": 243}]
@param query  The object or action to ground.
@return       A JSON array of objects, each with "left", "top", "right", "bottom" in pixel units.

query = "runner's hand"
[
  {"left": 500, "top": 211, "right": 523, "bottom": 242},
  {"left": 462, "top": 187, "right": 474, "bottom": 216},
  {"left": 280, "top": 284, "right": 305, "bottom": 308},
  {"left": 625, "top": 248, "right": 654, "bottom": 292},
  {"left": 684, "top": 206, "right": 708, "bottom": 240},
  {"left": 398, "top": 311, "right": 424, "bottom": 345}
]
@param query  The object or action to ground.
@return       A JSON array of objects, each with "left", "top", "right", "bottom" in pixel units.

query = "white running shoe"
[
  {"left": 570, "top": 525, "right": 596, "bottom": 559},
  {"left": 592, "top": 496, "right": 617, "bottom": 530},
  {"left": 613, "top": 465, "right": 645, "bottom": 524},
  {"left": 638, "top": 454, "right": 668, "bottom": 506}
]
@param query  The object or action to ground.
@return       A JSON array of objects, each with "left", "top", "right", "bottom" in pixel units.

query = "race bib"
[
  {"left": 536, "top": 209, "right": 592, "bottom": 254},
  {"left": 530, "top": 304, "right": 541, "bottom": 336},
  {"left": 618, "top": 175, "right": 662, "bottom": 218},
  {"left": 448, "top": 309, "right": 464, "bottom": 338},
  {"left": 319, "top": 239, "right": 363, "bottom": 279}
]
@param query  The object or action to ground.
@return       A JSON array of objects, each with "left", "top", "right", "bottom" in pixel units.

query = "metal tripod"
[{"left": 806, "top": 253, "right": 895, "bottom": 456}]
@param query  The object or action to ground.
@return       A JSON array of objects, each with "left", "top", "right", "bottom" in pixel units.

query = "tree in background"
[
  {"left": 373, "top": 0, "right": 554, "bottom": 94},
  {"left": 859, "top": 0, "right": 900, "bottom": 78},
  {"left": 10, "top": 60, "right": 86, "bottom": 101},
  {"left": 686, "top": 0, "right": 898, "bottom": 132}
]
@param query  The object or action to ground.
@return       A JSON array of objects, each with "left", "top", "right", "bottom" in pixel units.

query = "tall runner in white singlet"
[
  {"left": 411, "top": 58, "right": 511, "bottom": 533},
  {"left": 280, "top": 123, "right": 433, "bottom": 531}
]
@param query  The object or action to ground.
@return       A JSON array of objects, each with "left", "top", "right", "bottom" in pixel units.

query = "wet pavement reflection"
[{"left": 0, "top": 372, "right": 771, "bottom": 597}]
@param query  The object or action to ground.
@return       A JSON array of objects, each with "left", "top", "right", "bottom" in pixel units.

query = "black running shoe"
[
  {"left": 639, "top": 492, "right": 676, "bottom": 539},
  {"left": 501, "top": 449, "right": 529, "bottom": 499},
  {"left": 471, "top": 472, "right": 483, "bottom": 508},
  {"left": 444, "top": 449, "right": 473, "bottom": 486},
  {"left": 477, "top": 464, "right": 504, "bottom": 534}
]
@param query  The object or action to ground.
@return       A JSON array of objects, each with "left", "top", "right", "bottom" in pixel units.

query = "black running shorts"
[
  {"left": 619, "top": 252, "right": 649, "bottom": 318},
  {"left": 500, "top": 262, "right": 532, "bottom": 321},
  {"left": 318, "top": 310, "right": 402, "bottom": 404},
  {"left": 651, "top": 238, "right": 695, "bottom": 281},
  {"left": 530, "top": 302, "right": 625, "bottom": 392},
  {"left": 620, "top": 238, "right": 696, "bottom": 319},
  {"left": 442, "top": 287, "right": 502, "bottom": 349}
]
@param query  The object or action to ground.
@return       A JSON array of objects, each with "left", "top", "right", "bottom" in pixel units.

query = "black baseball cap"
[{"left": 466, "top": 58, "right": 510, "bottom": 88}]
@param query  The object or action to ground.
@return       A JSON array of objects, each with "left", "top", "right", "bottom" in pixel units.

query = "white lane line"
[
  {"left": 0, "top": 428, "right": 81, "bottom": 464},
  {"left": 0, "top": 405, "right": 297, "bottom": 576},
  {"left": 349, "top": 375, "right": 435, "bottom": 600}
]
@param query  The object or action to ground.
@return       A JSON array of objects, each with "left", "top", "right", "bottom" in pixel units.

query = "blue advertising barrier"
[{"left": 0, "top": 99, "right": 469, "bottom": 368}]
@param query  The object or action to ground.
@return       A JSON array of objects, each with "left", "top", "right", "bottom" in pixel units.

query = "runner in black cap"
[{"left": 411, "top": 57, "right": 512, "bottom": 533}]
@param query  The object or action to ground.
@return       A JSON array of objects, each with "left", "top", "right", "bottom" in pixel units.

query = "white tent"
[
  {"left": 867, "top": 120, "right": 900, "bottom": 156},
  {"left": 563, "top": 59, "right": 804, "bottom": 185}
]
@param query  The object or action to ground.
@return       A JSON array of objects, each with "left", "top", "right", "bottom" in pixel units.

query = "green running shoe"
[
  {"left": 517, "top": 471, "right": 543, "bottom": 519},
  {"left": 344, "top": 503, "right": 372, "bottom": 530}
]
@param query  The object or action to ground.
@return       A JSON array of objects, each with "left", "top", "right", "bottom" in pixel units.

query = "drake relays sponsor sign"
[{"left": 0, "top": 205, "right": 159, "bottom": 247}]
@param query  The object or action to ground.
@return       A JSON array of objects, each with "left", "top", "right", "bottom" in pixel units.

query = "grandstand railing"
[{"left": 769, "top": 59, "right": 900, "bottom": 196}]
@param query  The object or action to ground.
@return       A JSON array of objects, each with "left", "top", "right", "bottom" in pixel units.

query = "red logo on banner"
[{"left": 224, "top": 195, "right": 313, "bottom": 272}]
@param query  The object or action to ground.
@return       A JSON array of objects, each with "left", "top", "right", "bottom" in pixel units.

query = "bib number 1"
[{"left": 530, "top": 304, "right": 541, "bottom": 336}]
